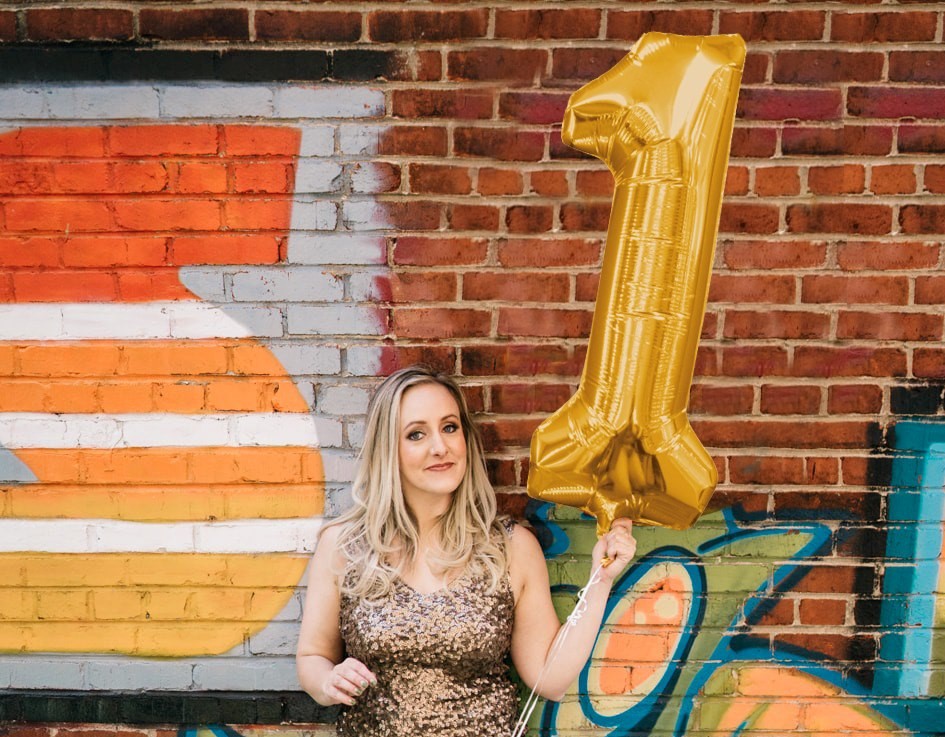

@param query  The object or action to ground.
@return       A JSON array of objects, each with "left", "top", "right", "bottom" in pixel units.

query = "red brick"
[
  {"left": 139, "top": 8, "right": 249, "bottom": 40},
  {"left": 414, "top": 51, "right": 442, "bottom": 82},
  {"left": 0, "top": 237, "right": 61, "bottom": 267},
  {"left": 923, "top": 165, "right": 945, "bottom": 193},
  {"left": 379, "top": 126, "right": 448, "bottom": 157},
  {"left": 448, "top": 49, "right": 547, "bottom": 84},
  {"left": 723, "top": 310, "right": 830, "bottom": 340},
  {"left": 492, "top": 383, "right": 575, "bottom": 414},
  {"left": 900, "top": 205, "right": 945, "bottom": 235},
  {"left": 792, "top": 347, "right": 907, "bottom": 377},
  {"left": 869, "top": 164, "right": 916, "bottom": 195},
  {"left": 380, "top": 200, "right": 442, "bottom": 231},
  {"left": 773, "top": 50, "right": 883, "bottom": 84},
  {"left": 709, "top": 275, "right": 796, "bottom": 304},
  {"left": 529, "top": 170, "right": 568, "bottom": 197},
  {"left": 464, "top": 272, "right": 568, "bottom": 303},
  {"left": 375, "top": 345, "right": 457, "bottom": 376},
  {"left": 560, "top": 202, "right": 610, "bottom": 232},
  {"left": 499, "top": 92, "right": 570, "bottom": 126},
  {"left": 447, "top": 204, "right": 498, "bottom": 232},
  {"left": 718, "top": 203, "right": 780, "bottom": 235},
  {"left": 499, "top": 238, "right": 600, "bottom": 268},
  {"left": 889, "top": 51, "right": 945, "bottom": 84},
  {"left": 808, "top": 165, "right": 866, "bottom": 195},
  {"left": 607, "top": 10, "right": 714, "bottom": 39},
  {"left": 695, "top": 347, "right": 719, "bottom": 378},
  {"left": 792, "top": 564, "right": 866, "bottom": 594},
  {"left": 26, "top": 8, "right": 133, "bottom": 41},
  {"left": 575, "top": 273, "right": 599, "bottom": 302},
  {"left": 552, "top": 47, "right": 627, "bottom": 80},
  {"left": 479, "top": 418, "right": 543, "bottom": 449},
  {"left": 730, "top": 455, "right": 805, "bottom": 485},
  {"left": 689, "top": 385, "right": 754, "bottom": 416},
  {"left": 693, "top": 419, "right": 880, "bottom": 449},
  {"left": 576, "top": 170, "right": 614, "bottom": 198},
  {"left": 386, "top": 272, "right": 457, "bottom": 303},
  {"left": 0, "top": 11, "right": 15, "bottom": 40},
  {"left": 849, "top": 87, "right": 945, "bottom": 119},
  {"left": 807, "top": 457, "right": 839, "bottom": 485},
  {"left": 506, "top": 205, "right": 553, "bottom": 233},
  {"left": 368, "top": 10, "right": 488, "bottom": 42},
  {"left": 742, "top": 52, "right": 770, "bottom": 85},
  {"left": 550, "top": 131, "right": 594, "bottom": 161},
  {"left": 803, "top": 275, "right": 908, "bottom": 305},
  {"left": 461, "top": 344, "right": 581, "bottom": 377},
  {"left": 477, "top": 168, "right": 522, "bottom": 196},
  {"left": 836, "top": 241, "right": 938, "bottom": 271},
  {"left": 498, "top": 308, "right": 592, "bottom": 338},
  {"left": 391, "top": 236, "right": 488, "bottom": 266},
  {"left": 721, "top": 346, "right": 790, "bottom": 377},
  {"left": 409, "top": 164, "right": 471, "bottom": 195},
  {"left": 828, "top": 385, "right": 883, "bottom": 415},
  {"left": 914, "top": 349, "right": 945, "bottom": 379},
  {"left": 722, "top": 241, "right": 826, "bottom": 271},
  {"left": 754, "top": 166, "right": 800, "bottom": 196},
  {"left": 738, "top": 88, "right": 842, "bottom": 122},
  {"left": 255, "top": 11, "right": 361, "bottom": 42},
  {"left": 392, "top": 307, "right": 490, "bottom": 339},
  {"left": 761, "top": 385, "right": 822, "bottom": 415},
  {"left": 495, "top": 9, "right": 601, "bottom": 39},
  {"left": 831, "top": 12, "right": 937, "bottom": 42},
  {"left": 731, "top": 127, "right": 778, "bottom": 158},
  {"left": 757, "top": 599, "right": 796, "bottom": 627},
  {"left": 915, "top": 276, "right": 945, "bottom": 305},
  {"left": 782, "top": 125, "right": 893, "bottom": 156},
  {"left": 392, "top": 89, "right": 493, "bottom": 120},
  {"left": 799, "top": 598, "right": 847, "bottom": 626},
  {"left": 489, "top": 460, "right": 522, "bottom": 489},
  {"left": 454, "top": 127, "right": 545, "bottom": 162},
  {"left": 898, "top": 125, "right": 945, "bottom": 154},
  {"left": 788, "top": 204, "right": 891, "bottom": 235},
  {"left": 725, "top": 166, "right": 750, "bottom": 196},
  {"left": 719, "top": 10, "right": 826, "bottom": 40}
]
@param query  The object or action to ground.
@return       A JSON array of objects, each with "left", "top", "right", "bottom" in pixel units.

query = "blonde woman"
[{"left": 296, "top": 366, "right": 636, "bottom": 736}]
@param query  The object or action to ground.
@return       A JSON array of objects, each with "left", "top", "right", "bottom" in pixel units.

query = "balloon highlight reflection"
[{"left": 528, "top": 33, "right": 746, "bottom": 535}]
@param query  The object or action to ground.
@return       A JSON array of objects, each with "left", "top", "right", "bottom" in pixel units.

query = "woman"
[{"left": 296, "top": 366, "right": 636, "bottom": 736}]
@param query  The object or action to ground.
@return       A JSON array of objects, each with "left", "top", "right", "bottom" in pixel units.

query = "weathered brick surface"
[{"left": 1, "top": 1, "right": 944, "bottom": 733}]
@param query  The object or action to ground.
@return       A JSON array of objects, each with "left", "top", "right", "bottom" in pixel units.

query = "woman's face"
[{"left": 398, "top": 382, "right": 468, "bottom": 504}]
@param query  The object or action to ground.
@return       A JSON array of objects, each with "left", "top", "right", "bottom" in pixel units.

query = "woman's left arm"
[{"left": 509, "top": 519, "right": 636, "bottom": 702}]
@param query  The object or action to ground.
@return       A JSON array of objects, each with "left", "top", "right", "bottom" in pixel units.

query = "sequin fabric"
[{"left": 338, "top": 558, "right": 517, "bottom": 735}]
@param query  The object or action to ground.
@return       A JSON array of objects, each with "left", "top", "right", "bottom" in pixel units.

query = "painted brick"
[
  {"left": 229, "top": 267, "right": 344, "bottom": 303},
  {"left": 349, "top": 162, "right": 401, "bottom": 195},
  {"left": 287, "top": 304, "right": 387, "bottom": 336},
  {"left": 288, "top": 234, "right": 386, "bottom": 266},
  {"left": 315, "top": 385, "right": 371, "bottom": 416},
  {"left": 275, "top": 87, "right": 384, "bottom": 119}
]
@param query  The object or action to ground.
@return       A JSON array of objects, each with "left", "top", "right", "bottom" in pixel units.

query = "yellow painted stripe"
[
  {"left": 0, "top": 552, "right": 309, "bottom": 656},
  {"left": 1, "top": 483, "right": 324, "bottom": 521}
]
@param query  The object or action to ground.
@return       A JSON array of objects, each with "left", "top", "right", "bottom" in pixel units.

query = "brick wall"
[{"left": 0, "top": 2, "right": 943, "bottom": 736}]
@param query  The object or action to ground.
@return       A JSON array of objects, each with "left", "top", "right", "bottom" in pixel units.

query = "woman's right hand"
[{"left": 321, "top": 657, "right": 378, "bottom": 706}]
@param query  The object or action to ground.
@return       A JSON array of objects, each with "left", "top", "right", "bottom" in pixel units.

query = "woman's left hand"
[{"left": 592, "top": 518, "right": 637, "bottom": 583}]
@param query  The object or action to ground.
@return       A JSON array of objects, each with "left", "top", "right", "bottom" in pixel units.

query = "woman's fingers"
[{"left": 327, "top": 658, "right": 377, "bottom": 705}]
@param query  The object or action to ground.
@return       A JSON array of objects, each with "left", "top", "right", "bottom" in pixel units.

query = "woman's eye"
[
  {"left": 443, "top": 423, "right": 459, "bottom": 434},
  {"left": 407, "top": 430, "right": 423, "bottom": 441}
]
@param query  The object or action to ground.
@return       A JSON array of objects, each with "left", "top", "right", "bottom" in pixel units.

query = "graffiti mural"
[
  {"left": 524, "top": 418, "right": 945, "bottom": 737},
  {"left": 0, "top": 82, "right": 391, "bottom": 693}
]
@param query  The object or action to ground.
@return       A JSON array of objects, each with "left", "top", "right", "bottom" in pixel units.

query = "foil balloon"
[{"left": 528, "top": 32, "right": 746, "bottom": 535}]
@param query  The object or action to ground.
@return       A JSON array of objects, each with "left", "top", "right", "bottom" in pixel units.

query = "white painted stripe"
[
  {"left": 0, "top": 303, "right": 277, "bottom": 340},
  {"left": 0, "top": 517, "right": 324, "bottom": 554},
  {"left": 0, "top": 413, "right": 319, "bottom": 448}
]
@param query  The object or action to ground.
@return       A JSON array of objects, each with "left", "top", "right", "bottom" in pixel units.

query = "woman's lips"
[{"left": 426, "top": 462, "right": 455, "bottom": 471}]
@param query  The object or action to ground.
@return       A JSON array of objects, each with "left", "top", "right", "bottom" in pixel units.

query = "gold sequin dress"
[{"left": 338, "top": 564, "right": 518, "bottom": 736}]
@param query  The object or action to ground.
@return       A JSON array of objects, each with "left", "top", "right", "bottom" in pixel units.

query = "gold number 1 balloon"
[{"left": 528, "top": 33, "right": 746, "bottom": 535}]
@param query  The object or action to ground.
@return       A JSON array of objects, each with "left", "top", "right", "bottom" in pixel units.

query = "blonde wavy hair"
[{"left": 326, "top": 366, "right": 509, "bottom": 601}]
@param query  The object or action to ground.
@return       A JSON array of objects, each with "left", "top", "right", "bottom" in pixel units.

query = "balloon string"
[{"left": 510, "top": 562, "right": 606, "bottom": 737}]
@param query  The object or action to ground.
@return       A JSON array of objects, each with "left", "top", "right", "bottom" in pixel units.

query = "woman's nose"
[{"left": 429, "top": 432, "right": 447, "bottom": 455}]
